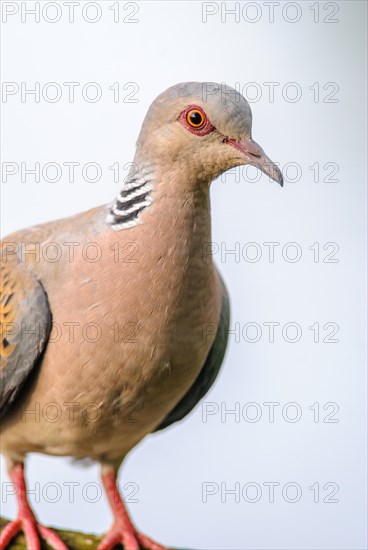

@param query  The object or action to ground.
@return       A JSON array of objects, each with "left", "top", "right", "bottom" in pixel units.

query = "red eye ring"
[{"left": 179, "top": 105, "right": 214, "bottom": 136}]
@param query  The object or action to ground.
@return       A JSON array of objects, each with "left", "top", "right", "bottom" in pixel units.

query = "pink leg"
[
  {"left": 0, "top": 463, "right": 67, "bottom": 550},
  {"left": 98, "top": 468, "right": 168, "bottom": 550}
]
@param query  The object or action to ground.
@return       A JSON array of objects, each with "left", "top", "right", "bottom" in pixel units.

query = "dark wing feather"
[
  {"left": 155, "top": 278, "right": 230, "bottom": 432},
  {"left": 0, "top": 251, "right": 51, "bottom": 417}
]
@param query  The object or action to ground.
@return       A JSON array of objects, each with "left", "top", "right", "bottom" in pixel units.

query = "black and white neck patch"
[{"left": 107, "top": 164, "right": 154, "bottom": 231}]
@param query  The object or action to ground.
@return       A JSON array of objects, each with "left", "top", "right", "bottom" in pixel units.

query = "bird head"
[{"left": 135, "top": 81, "right": 283, "bottom": 187}]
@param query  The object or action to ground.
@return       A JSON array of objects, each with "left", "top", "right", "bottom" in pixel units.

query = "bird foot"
[
  {"left": 98, "top": 523, "right": 168, "bottom": 550},
  {"left": 0, "top": 516, "right": 68, "bottom": 550}
]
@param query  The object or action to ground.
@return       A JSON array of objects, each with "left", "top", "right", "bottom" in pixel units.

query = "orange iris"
[{"left": 186, "top": 109, "right": 205, "bottom": 128}]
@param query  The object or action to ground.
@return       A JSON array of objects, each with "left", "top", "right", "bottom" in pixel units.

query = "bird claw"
[
  {"left": 0, "top": 517, "right": 68, "bottom": 550},
  {"left": 98, "top": 524, "right": 168, "bottom": 550}
]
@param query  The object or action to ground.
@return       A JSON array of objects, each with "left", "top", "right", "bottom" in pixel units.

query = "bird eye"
[
  {"left": 179, "top": 105, "right": 214, "bottom": 136},
  {"left": 186, "top": 109, "right": 205, "bottom": 128}
]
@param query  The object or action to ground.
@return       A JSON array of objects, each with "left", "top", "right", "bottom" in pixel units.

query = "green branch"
[{"left": 0, "top": 517, "right": 114, "bottom": 549}]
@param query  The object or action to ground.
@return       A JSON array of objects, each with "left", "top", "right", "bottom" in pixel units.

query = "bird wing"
[
  {"left": 0, "top": 251, "right": 52, "bottom": 417},
  {"left": 155, "top": 275, "right": 230, "bottom": 431}
]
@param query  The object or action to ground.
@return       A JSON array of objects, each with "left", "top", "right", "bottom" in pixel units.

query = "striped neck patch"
[{"left": 107, "top": 164, "right": 154, "bottom": 231}]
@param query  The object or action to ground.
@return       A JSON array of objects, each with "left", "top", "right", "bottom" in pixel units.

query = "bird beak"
[{"left": 225, "top": 137, "right": 283, "bottom": 186}]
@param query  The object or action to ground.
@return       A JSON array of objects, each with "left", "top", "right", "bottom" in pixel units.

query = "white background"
[{"left": 1, "top": 1, "right": 367, "bottom": 549}]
